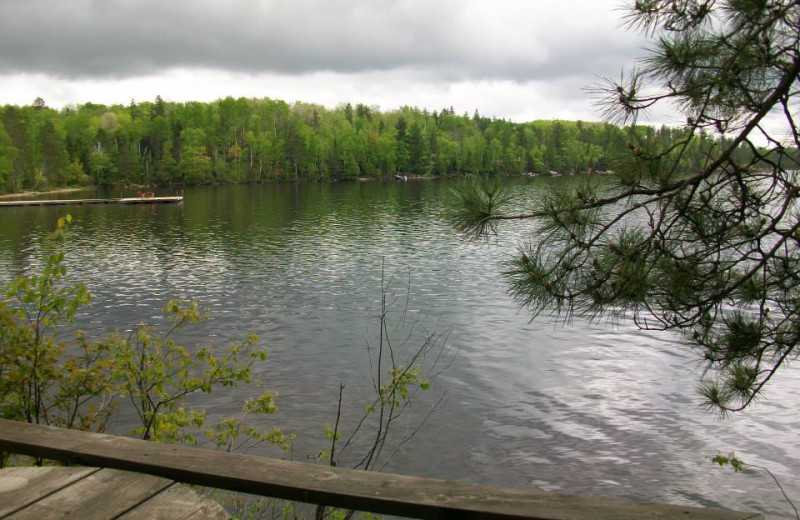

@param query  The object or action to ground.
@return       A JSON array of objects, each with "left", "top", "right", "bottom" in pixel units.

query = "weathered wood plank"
[
  {"left": 7, "top": 468, "right": 172, "bottom": 520},
  {"left": 0, "top": 467, "right": 98, "bottom": 518},
  {"left": 116, "top": 483, "right": 229, "bottom": 520},
  {"left": 0, "top": 419, "right": 763, "bottom": 520}
]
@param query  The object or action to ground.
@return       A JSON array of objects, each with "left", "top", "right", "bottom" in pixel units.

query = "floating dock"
[{"left": 0, "top": 196, "right": 183, "bottom": 207}]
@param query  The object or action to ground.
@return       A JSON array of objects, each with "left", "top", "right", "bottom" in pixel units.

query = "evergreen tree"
[
  {"left": 449, "top": 0, "right": 800, "bottom": 414},
  {"left": 38, "top": 120, "right": 70, "bottom": 186},
  {"left": 344, "top": 103, "right": 354, "bottom": 126},
  {"left": 0, "top": 107, "right": 31, "bottom": 191},
  {"left": 394, "top": 117, "right": 409, "bottom": 173},
  {"left": 0, "top": 123, "right": 17, "bottom": 190},
  {"left": 406, "top": 122, "right": 427, "bottom": 175}
]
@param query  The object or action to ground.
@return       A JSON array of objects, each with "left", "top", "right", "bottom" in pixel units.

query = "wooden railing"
[{"left": 0, "top": 419, "right": 762, "bottom": 520}]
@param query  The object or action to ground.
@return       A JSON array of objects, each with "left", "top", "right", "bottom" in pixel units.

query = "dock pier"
[{"left": 0, "top": 196, "right": 183, "bottom": 207}]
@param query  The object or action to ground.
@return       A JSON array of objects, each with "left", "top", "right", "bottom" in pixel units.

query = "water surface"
[{"left": 1, "top": 179, "right": 797, "bottom": 518}]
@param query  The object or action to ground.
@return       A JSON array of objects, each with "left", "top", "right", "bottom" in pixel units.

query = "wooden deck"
[
  {"left": 0, "top": 420, "right": 763, "bottom": 520},
  {"left": 0, "top": 196, "right": 183, "bottom": 207},
  {"left": 0, "top": 466, "right": 228, "bottom": 519}
]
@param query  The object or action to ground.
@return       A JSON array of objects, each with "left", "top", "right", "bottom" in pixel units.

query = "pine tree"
[
  {"left": 395, "top": 117, "right": 409, "bottom": 173},
  {"left": 0, "top": 123, "right": 17, "bottom": 191},
  {"left": 39, "top": 120, "right": 70, "bottom": 186},
  {"left": 449, "top": 0, "right": 800, "bottom": 414}
]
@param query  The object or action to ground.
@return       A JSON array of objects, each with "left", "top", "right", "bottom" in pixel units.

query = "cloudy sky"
[{"left": 0, "top": 0, "right": 659, "bottom": 123}]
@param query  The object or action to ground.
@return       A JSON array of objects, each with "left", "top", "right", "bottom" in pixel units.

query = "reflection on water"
[{"left": 1, "top": 179, "right": 798, "bottom": 518}]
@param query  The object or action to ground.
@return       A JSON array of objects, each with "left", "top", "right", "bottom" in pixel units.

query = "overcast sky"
[{"left": 0, "top": 0, "right": 661, "bottom": 123}]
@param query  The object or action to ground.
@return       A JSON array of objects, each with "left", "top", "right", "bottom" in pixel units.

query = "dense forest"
[{"left": 0, "top": 96, "right": 726, "bottom": 193}]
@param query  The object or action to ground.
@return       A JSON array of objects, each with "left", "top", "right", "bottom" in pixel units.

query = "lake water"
[{"left": 1, "top": 178, "right": 798, "bottom": 518}]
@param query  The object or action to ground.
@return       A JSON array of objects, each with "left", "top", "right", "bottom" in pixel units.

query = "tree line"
[{"left": 0, "top": 95, "right": 725, "bottom": 193}]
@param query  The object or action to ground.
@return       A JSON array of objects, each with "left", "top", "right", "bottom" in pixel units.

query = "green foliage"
[
  {"left": 448, "top": 0, "right": 800, "bottom": 415},
  {"left": 710, "top": 452, "right": 799, "bottom": 519},
  {"left": 446, "top": 175, "right": 513, "bottom": 238},
  {"left": 0, "top": 220, "right": 434, "bottom": 519},
  {"left": 0, "top": 217, "right": 289, "bottom": 459},
  {"left": 0, "top": 93, "right": 726, "bottom": 192},
  {"left": 379, "top": 366, "right": 429, "bottom": 407},
  {"left": 711, "top": 452, "right": 745, "bottom": 472},
  {"left": 0, "top": 123, "right": 17, "bottom": 190},
  {"left": 0, "top": 216, "right": 107, "bottom": 430},
  {"left": 108, "top": 300, "right": 269, "bottom": 442}
]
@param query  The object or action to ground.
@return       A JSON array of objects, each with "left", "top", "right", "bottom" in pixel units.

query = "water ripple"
[{"left": 0, "top": 180, "right": 797, "bottom": 519}]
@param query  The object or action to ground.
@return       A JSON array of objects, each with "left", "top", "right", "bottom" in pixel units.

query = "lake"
[{"left": 1, "top": 178, "right": 798, "bottom": 519}]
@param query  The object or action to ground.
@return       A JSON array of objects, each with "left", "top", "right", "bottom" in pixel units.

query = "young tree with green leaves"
[
  {"left": 0, "top": 217, "right": 289, "bottom": 458},
  {"left": 448, "top": 0, "right": 800, "bottom": 414}
]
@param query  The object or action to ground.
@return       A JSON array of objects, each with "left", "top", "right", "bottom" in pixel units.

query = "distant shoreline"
[{"left": 0, "top": 187, "right": 86, "bottom": 200}]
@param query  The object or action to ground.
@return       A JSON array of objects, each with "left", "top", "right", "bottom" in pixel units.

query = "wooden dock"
[
  {"left": 0, "top": 466, "right": 228, "bottom": 519},
  {"left": 0, "top": 196, "right": 183, "bottom": 207},
  {"left": 0, "top": 419, "right": 763, "bottom": 520}
]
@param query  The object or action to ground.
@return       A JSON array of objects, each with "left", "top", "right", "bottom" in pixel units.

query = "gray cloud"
[{"left": 0, "top": 0, "right": 644, "bottom": 82}]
